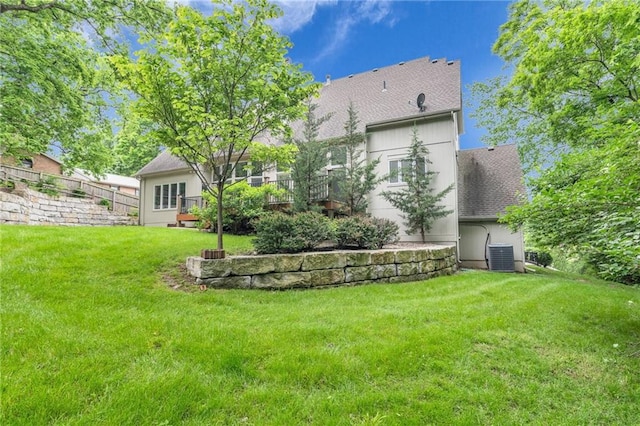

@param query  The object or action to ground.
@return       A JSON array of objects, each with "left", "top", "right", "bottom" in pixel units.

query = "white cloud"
[
  {"left": 271, "top": 1, "right": 337, "bottom": 34},
  {"left": 357, "top": 0, "right": 394, "bottom": 25},
  {"left": 312, "top": 1, "right": 396, "bottom": 63},
  {"left": 173, "top": 0, "right": 397, "bottom": 63}
]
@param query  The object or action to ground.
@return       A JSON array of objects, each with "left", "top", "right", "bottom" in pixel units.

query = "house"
[
  {"left": 136, "top": 151, "right": 201, "bottom": 227},
  {"left": 457, "top": 145, "right": 526, "bottom": 272},
  {"left": 0, "top": 153, "right": 63, "bottom": 175},
  {"left": 72, "top": 169, "right": 140, "bottom": 196},
  {"left": 136, "top": 56, "right": 526, "bottom": 271}
]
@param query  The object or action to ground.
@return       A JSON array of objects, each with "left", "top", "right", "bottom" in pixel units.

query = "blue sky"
[{"left": 187, "top": 0, "right": 513, "bottom": 149}]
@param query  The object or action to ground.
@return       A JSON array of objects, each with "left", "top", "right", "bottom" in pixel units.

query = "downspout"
[
  {"left": 452, "top": 110, "right": 460, "bottom": 151},
  {"left": 452, "top": 110, "right": 461, "bottom": 264},
  {"left": 137, "top": 176, "right": 144, "bottom": 226}
]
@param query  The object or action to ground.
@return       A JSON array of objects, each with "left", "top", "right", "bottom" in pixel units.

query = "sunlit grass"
[{"left": 1, "top": 225, "right": 639, "bottom": 424}]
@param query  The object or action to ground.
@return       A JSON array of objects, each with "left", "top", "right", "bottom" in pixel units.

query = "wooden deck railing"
[
  {"left": 180, "top": 195, "right": 205, "bottom": 214},
  {"left": 0, "top": 164, "right": 139, "bottom": 215}
]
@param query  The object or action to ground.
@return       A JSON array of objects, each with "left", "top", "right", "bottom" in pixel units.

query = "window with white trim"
[
  {"left": 329, "top": 145, "right": 347, "bottom": 167},
  {"left": 388, "top": 157, "right": 426, "bottom": 184},
  {"left": 154, "top": 182, "right": 186, "bottom": 210},
  {"left": 233, "top": 161, "right": 263, "bottom": 186}
]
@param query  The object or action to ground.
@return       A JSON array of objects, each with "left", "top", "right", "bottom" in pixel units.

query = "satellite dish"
[{"left": 417, "top": 93, "right": 426, "bottom": 112}]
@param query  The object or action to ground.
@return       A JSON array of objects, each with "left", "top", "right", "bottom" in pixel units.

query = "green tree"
[
  {"left": 290, "top": 102, "right": 332, "bottom": 212},
  {"left": 331, "top": 102, "right": 384, "bottom": 215},
  {"left": 471, "top": 0, "right": 640, "bottom": 283},
  {"left": 110, "top": 111, "right": 161, "bottom": 176},
  {"left": 0, "top": 0, "right": 171, "bottom": 174},
  {"left": 191, "top": 181, "right": 285, "bottom": 235},
  {"left": 381, "top": 127, "right": 454, "bottom": 243},
  {"left": 112, "top": 0, "right": 317, "bottom": 250}
]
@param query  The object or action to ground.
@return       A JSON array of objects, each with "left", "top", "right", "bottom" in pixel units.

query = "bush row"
[{"left": 253, "top": 212, "right": 399, "bottom": 254}]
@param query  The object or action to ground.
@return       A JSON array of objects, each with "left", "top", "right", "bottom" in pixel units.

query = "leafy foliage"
[
  {"left": 537, "top": 252, "right": 553, "bottom": 268},
  {"left": 504, "top": 135, "right": 640, "bottom": 283},
  {"left": 334, "top": 216, "right": 399, "bottom": 250},
  {"left": 112, "top": 0, "right": 318, "bottom": 249},
  {"left": 34, "top": 176, "right": 60, "bottom": 197},
  {"left": 110, "top": 112, "right": 162, "bottom": 176},
  {"left": 331, "top": 103, "right": 385, "bottom": 215},
  {"left": 190, "top": 181, "right": 285, "bottom": 235},
  {"left": 473, "top": 0, "right": 640, "bottom": 283},
  {"left": 252, "top": 212, "right": 334, "bottom": 254},
  {"left": 381, "top": 127, "right": 454, "bottom": 242},
  {"left": 0, "top": 0, "right": 171, "bottom": 174}
]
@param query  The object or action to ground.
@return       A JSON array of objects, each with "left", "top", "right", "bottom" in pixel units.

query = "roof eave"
[
  {"left": 458, "top": 216, "right": 500, "bottom": 223},
  {"left": 136, "top": 166, "right": 193, "bottom": 179},
  {"left": 366, "top": 109, "right": 460, "bottom": 130}
]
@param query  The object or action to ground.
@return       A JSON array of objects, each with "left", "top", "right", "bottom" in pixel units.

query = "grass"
[{"left": 1, "top": 225, "right": 639, "bottom": 425}]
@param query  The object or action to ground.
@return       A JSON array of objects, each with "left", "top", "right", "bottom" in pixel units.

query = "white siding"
[
  {"left": 459, "top": 222, "right": 525, "bottom": 272},
  {"left": 140, "top": 170, "right": 202, "bottom": 227},
  {"left": 367, "top": 117, "right": 458, "bottom": 244}
]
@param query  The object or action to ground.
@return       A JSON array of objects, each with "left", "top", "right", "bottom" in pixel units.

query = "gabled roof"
[
  {"left": 100, "top": 173, "right": 140, "bottom": 188},
  {"left": 457, "top": 144, "right": 525, "bottom": 220},
  {"left": 71, "top": 169, "right": 140, "bottom": 188},
  {"left": 299, "top": 56, "right": 461, "bottom": 141},
  {"left": 135, "top": 55, "right": 461, "bottom": 175},
  {"left": 136, "top": 150, "right": 189, "bottom": 177}
]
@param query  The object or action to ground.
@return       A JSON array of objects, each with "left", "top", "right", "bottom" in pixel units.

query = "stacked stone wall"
[
  {"left": 0, "top": 187, "right": 136, "bottom": 226},
  {"left": 187, "top": 246, "right": 457, "bottom": 290}
]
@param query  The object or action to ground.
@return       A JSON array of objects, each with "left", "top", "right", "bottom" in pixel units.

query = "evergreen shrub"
[
  {"left": 253, "top": 213, "right": 304, "bottom": 254},
  {"left": 335, "top": 216, "right": 399, "bottom": 250}
]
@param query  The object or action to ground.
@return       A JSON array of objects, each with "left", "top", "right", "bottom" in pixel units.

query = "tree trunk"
[{"left": 216, "top": 184, "right": 224, "bottom": 250}]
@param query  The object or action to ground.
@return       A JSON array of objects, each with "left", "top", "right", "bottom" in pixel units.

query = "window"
[
  {"left": 235, "top": 161, "right": 249, "bottom": 179},
  {"left": 154, "top": 182, "right": 186, "bottom": 210},
  {"left": 232, "top": 161, "right": 263, "bottom": 186},
  {"left": 248, "top": 161, "right": 263, "bottom": 187},
  {"left": 329, "top": 146, "right": 347, "bottom": 166},
  {"left": 20, "top": 158, "right": 33, "bottom": 168},
  {"left": 389, "top": 158, "right": 426, "bottom": 184}
]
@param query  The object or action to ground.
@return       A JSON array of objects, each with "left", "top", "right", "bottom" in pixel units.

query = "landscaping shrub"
[
  {"left": 71, "top": 188, "right": 86, "bottom": 198},
  {"left": 253, "top": 211, "right": 335, "bottom": 254},
  {"left": 292, "top": 211, "right": 335, "bottom": 251},
  {"left": 255, "top": 213, "right": 398, "bottom": 254},
  {"left": 34, "top": 176, "right": 60, "bottom": 196},
  {"left": 253, "top": 212, "right": 304, "bottom": 254},
  {"left": 191, "top": 181, "right": 286, "bottom": 234},
  {"left": 335, "top": 216, "right": 399, "bottom": 249},
  {"left": 537, "top": 251, "right": 553, "bottom": 268}
]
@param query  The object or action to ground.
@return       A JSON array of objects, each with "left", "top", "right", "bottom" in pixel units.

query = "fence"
[{"left": 0, "top": 164, "right": 139, "bottom": 215}]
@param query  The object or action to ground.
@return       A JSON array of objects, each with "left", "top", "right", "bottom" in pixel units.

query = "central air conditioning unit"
[{"left": 488, "top": 244, "right": 515, "bottom": 272}]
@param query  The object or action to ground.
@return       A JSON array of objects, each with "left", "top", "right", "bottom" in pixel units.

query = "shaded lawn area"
[{"left": 1, "top": 225, "right": 639, "bottom": 425}]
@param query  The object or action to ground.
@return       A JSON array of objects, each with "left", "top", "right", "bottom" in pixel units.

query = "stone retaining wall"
[
  {"left": 187, "top": 245, "right": 457, "bottom": 290},
  {"left": 0, "top": 187, "right": 136, "bottom": 226}
]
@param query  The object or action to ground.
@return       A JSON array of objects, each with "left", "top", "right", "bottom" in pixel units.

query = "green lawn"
[{"left": 1, "top": 225, "right": 639, "bottom": 425}]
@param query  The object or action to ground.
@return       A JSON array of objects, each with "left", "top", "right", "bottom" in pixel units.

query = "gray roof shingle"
[
  {"left": 136, "top": 55, "right": 461, "bottom": 175},
  {"left": 457, "top": 144, "right": 525, "bottom": 219},
  {"left": 296, "top": 56, "right": 461, "bottom": 140},
  {"left": 136, "top": 150, "right": 189, "bottom": 176}
]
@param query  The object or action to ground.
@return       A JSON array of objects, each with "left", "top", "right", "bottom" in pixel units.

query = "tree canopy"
[
  {"left": 471, "top": 0, "right": 639, "bottom": 283},
  {"left": 0, "top": 0, "right": 171, "bottom": 174},
  {"left": 113, "top": 0, "right": 318, "bottom": 249}
]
